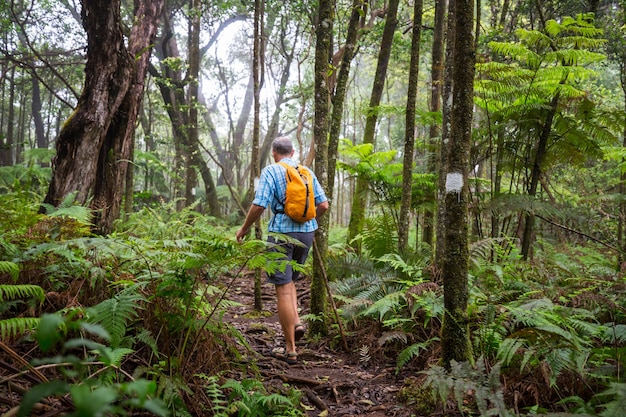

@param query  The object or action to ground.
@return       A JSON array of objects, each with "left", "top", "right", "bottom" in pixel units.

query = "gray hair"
[{"left": 272, "top": 137, "right": 294, "bottom": 156}]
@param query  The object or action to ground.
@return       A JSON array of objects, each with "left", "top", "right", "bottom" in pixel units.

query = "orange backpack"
[{"left": 277, "top": 162, "right": 316, "bottom": 222}]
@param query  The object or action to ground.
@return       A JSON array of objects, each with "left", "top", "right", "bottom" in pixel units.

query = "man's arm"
[
  {"left": 236, "top": 204, "right": 266, "bottom": 242},
  {"left": 316, "top": 200, "right": 329, "bottom": 221}
]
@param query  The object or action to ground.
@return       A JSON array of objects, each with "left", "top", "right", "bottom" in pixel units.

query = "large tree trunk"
[
  {"left": 398, "top": 0, "right": 423, "bottom": 252},
  {"left": 346, "top": 0, "right": 400, "bottom": 251},
  {"left": 441, "top": 0, "right": 475, "bottom": 367},
  {"left": 310, "top": 0, "right": 334, "bottom": 337},
  {"left": 44, "top": 0, "right": 134, "bottom": 210},
  {"left": 43, "top": 0, "right": 163, "bottom": 235}
]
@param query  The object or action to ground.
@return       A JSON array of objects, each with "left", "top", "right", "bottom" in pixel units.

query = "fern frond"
[
  {"left": 378, "top": 330, "right": 408, "bottom": 347},
  {"left": 0, "top": 261, "right": 20, "bottom": 280},
  {"left": 86, "top": 289, "right": 145, "bottom": 348},
  {"left": 97, "top": 346, "right": 135, "bottom": 367},
  {"left": 396, "top": 338, "right": 438, "bottom": 372},
  {"left": 361, "top": 290, "right": 405, "bottom": 321},
  {"left": 0, "top": 284, "right": 44, "bottom": 303},
  {"left": 598, "top": 382, "right": 626, "bottom": 417},
  {"left": 0, "top": 317, "right": 39, "bottom": 339}
]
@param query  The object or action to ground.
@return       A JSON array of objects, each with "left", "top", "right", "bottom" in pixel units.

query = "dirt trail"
[{"left": 224, "top": 275, "right": 415, "bottom": 417}]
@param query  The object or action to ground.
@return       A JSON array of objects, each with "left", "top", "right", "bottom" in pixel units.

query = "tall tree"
[
  {"left": 346, "top": 0, "right": 400, "bottom": 251},
  {"left": 398, "top": 0, "right": 423, "bottom": 252},
  {"left": 310, "top": 0, "right": 333, "bottom": 337},
  {"left": 43, "top": 0, "right": 164, "bottom": 235},
  {"left": 441, "top": 0, "right": 475, "bottom": 366},
  {"left": 251, "top": 0, "right": 264, "bottom": 310}
]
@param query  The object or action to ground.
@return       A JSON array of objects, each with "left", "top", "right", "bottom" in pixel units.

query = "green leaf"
[
  {"left": 35, "top": 314, "right": 66, "bottom": 352},
  {"left": 70, "top": 384, "right": 118, "bottom": 416}
]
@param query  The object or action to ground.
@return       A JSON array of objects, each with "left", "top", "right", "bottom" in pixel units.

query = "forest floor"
[{"left": 223, "top": 273, "right": 425, "bottom": 417}]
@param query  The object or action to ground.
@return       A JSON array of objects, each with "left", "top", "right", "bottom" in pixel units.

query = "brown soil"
[{"left": 223, "top": 274, "right": 420, "bottom": 417}]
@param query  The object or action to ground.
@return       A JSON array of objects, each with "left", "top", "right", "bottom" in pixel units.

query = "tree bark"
[
  {"left": 252, "top": 0, "right": 265, "bottom": 311},
  {"left": 520, "top": 92, "right": 560, "bottom": 260},
  {"left": 347, "top": 0, "right": 400, "bottom": 251},
  {"left": 398, "top": 0, "right": 423, "bottom": 252},
  {"left": 31, "top": 77, "right": 47, "bottom": 149},
  {"left": 310, "top": 0, "right": 334, "bottom": 337},
  {"left": 0, "top": 67, "right": 15, "bottom": 166},
  {"left": 44, "top": 0, "right": 134, "bottom": 211},
  {"left": 42, "top": 0, "right": 163, "bottom": 234},
  {"left": 441, "top": 0, "right": 475, "bottom": 367}
]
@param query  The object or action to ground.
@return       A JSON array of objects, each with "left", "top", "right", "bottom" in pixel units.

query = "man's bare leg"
[{"left": 276, "top": 282, "right": 299, "bottom": 354}]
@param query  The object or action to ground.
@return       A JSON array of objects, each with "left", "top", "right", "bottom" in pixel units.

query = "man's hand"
[
  {"left": 236, "top": 204, "right": 265, "bottom": 243},
  {"left": 236, "top": 227, "right": 248, "bottom": 243}
]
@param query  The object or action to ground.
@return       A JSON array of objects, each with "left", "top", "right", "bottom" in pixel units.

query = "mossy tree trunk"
[
  {"left": 441, "top": 0, "right": 475, "bottom": 367},
  {"left": 252, "top": 0, "right": 265, "bottom": 311},
  {"left": 310, "top": 0, "right": 333, "bottom": 337},
  {"left": 398, "top": 0, "right": 423, "bottom": 253}
]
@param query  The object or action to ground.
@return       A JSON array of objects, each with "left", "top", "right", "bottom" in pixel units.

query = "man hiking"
[{"left": 236, "top": 136, "right": 329, "bottom": 364}]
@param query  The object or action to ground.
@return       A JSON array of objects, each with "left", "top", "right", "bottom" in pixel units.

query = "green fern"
[
  {"left": 597, "top": 383, "right": 626, "bottom": 417},
  {"left": 0, "top": 284, "right": 44, "bottom": 303},
  {"left": 0, "top": 261, "right": 20, "bottom": 279},
  {"left": 0, "top": 317, "right": 40, "bottom": 340},
  {"left": 396, "top": 338, "right": 439, "bottom": 373},
  {"left": 86, "top": 287, "right": 146, "bottom": 348},
  {"left": 0, "top": 284, "right": 45, "bottom": 339},
  {"left": 423, "top": 360, "right": 514, "bottom": 417},
  {"left": 40, "top": 191, "right": 92, "bottom": 225}
]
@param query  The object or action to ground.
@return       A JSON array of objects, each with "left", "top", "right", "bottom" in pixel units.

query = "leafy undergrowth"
[{"left": 1, "top": 204, "right": 626, "bottom": 416}]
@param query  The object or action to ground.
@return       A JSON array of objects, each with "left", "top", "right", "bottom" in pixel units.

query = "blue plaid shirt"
[{"left": 252, "top": 157, "right": 327, "bottom": 233}]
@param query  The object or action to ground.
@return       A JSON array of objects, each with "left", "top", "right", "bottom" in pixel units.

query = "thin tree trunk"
[
  {"left": 398, "top": 0, "right": 423, "bottom": 252},
  {"left": 327, "top": 0, "right": 365, "bottom": 201},
  {"left": 252, "top": 0, "right": 265, "bottom": 311},
  {"left": 310, "top": 0, "right": 334, "bottom": 337},
  {"left": 520, "top": 93, "right": 560, "bottom": 260},
  {"left": 423, "top": 0, "right": 447, "bottom": 248},
  {"left": 347, "top": 0, "right": 400, "bottom": 251},
  {"left": 441, "top": 0, "right": 475, "bottom": 367},
  {"left": 31, "top": 77, "right": 46, "bottom": 149},
  {"left": 435, "top": 0, "right": 456, "bottom": 273},
  {"left": 0, "top": 67, "right": 15, "bottom": 166}
]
